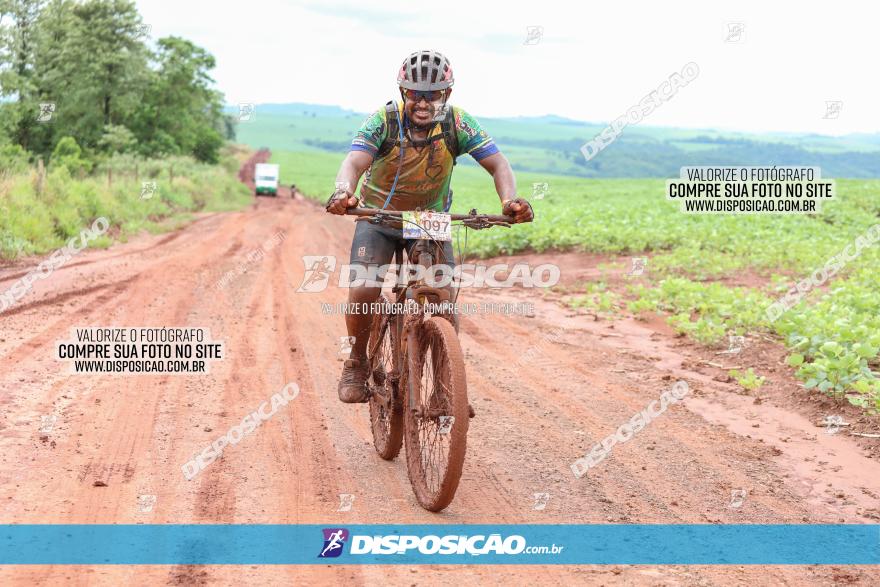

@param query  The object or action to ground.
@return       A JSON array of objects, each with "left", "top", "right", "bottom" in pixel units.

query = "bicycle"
[{"left": 344, "top": 207, "right": 513, "bottom": 511}]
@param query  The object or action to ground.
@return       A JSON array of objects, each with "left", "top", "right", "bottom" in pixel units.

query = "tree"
[
  {"left": 98, "top": 123, "right": 137, "bottom": 154},
  {"left": 134, "top": 36, "right": 227, "bottom": 162},
  {"left": 0, "top": 0, "right": 47, "bottom": 151},
  {"left": 43, "top": 0, "right": 149, "bottom": 152},
  {"left": 1, "top": 0, "right": 229, "bottom": 164}
]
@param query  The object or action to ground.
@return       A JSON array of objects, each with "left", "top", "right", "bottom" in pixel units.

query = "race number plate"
[{"left": 402, "top": 211, "right": 452, "bottom": 241}]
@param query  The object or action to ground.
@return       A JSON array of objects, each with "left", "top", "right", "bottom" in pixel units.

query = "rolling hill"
[{"left": 230, "top": 103, "right": 880, "bottom": 178}]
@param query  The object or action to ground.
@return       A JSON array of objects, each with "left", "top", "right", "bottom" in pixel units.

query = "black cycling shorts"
[{"left": 349, "top": 219, "right": 455, "bottom": 270}]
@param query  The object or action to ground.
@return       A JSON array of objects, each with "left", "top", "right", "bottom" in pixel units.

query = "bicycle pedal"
[{"left": 468, "top": 404, "right": 475, "bottom": 418}]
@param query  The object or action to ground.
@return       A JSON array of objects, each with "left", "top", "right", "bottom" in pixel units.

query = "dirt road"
[{"left": 1, "top": 192, "right": 879, "bottom": 585}]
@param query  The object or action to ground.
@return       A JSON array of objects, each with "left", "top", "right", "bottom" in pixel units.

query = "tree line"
[{"left": 0, "top": 0, "right": 235, "bottom": 170}]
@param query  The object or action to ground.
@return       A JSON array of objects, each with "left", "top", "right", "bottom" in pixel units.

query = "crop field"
[
  {"left": 237, "top": 106, "right": 880, "bottom": 178},
  {"left": 274, "top": 149, "right": 880, "bottom": 412}
]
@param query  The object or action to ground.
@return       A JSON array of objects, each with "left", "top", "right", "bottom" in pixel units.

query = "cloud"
[{"left": 134, "top": 0, "right": 880, "bottom": 134}]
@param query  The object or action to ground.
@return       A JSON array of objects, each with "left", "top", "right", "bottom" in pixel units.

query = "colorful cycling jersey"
[{"left": 350, "top": 102, "right": 499, "bottom": 211}]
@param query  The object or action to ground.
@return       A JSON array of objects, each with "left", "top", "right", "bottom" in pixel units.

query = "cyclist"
[{"left": 326, "top": 49, "right": 533, "bottom": 403}]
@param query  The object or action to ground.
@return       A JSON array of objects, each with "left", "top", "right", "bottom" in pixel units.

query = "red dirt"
[
  {"left": 1, "top": 169, "right": 879, "bottom": 584},
  {"left": 238, "top": 148, "right": 270, "bottom": 189}
]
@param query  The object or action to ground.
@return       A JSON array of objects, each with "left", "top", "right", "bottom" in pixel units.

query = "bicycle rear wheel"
[
  {"left": 404, "top": 316, "right": 469, "bottom": 511},
  {"left": 367, "top": 295, "right": 403, "bottom": 460}
]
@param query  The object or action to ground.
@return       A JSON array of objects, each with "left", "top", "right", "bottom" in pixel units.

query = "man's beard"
[
  {"left": 410, "top": 119, "right": 433, "bottom": 130},
  {"left": 409, "top": 102, "right": 446, "bottom": 129},
  {"left": 409, "top": 110, "right": 435, "bottom": 129}
]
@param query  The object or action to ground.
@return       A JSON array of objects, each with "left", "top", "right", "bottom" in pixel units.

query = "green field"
[
  {"left": 273, "top": 148, "right": 880, "bottom": 412},
  {"left": 235, "top": 103, "right": 880, "bottom": 178}
]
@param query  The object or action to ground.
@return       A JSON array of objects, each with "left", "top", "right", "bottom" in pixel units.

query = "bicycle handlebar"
[{"left": 344, "top": 208, "right": 514, "bottom": 224}]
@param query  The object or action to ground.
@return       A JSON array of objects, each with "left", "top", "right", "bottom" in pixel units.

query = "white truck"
[{"left": 254, "top": 163, "right": 280, "bottom": 197}]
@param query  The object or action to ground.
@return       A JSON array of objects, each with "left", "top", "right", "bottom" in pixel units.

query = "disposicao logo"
[{"left": 318, "top": 528, "right": 349, "bottom": 558}]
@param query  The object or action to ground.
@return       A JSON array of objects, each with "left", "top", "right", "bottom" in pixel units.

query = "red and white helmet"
[{"left": 397, "top": 50, "right": 454, "bottom": 91}]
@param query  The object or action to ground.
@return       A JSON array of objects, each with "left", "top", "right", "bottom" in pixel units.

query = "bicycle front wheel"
[
  {"left": 404, "top": 316, "right": 469, "bottom": 512},
  {"left": 368, "top": 295, "right": 403, "bottom": 460}
]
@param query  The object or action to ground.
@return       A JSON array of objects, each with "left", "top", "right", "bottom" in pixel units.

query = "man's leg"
[
  {"left": 345, "top": 284, "right": 382, "bottom": 358},
  {"left": 440, "top": 240, "right": 460, "bottom": 332},
  {"left": 337, "top": 221, "right": 395, "bottom": 403}
]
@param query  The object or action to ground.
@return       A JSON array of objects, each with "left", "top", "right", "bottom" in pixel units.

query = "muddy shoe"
[{"left": 338, "top": 358, "right": 370, "bottom": 403}]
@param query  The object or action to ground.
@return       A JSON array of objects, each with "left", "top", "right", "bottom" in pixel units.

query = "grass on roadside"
[{"left": 0, "top": 146, "right": 251, "bottom": 260}]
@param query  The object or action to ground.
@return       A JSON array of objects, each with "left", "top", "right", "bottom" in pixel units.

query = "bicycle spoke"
[
  {"left": 375, "top": 326, "right": 394, "bottom": 432},
  {"left": 369, "top": 302, "right": 403, "bottom": 461},
  {"left": 416, "top": 329, "right": 455, "bottom": 494}
]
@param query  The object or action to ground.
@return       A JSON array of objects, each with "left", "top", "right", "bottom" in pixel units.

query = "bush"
[
  {"left": 0, "top": 144, "right": 31, "bottom": 175},
  {"left": 51, "top": 137, "right": 92, "bottom": 175},
  {"left": 192, "top": 127, "right": 224, "bottom": 164},
  {"left": 0, "top": 147, "right": 250, "bottom": 259}
]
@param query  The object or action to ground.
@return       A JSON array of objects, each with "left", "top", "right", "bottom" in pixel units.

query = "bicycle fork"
[{"left": 405, "top": 325, "right": 420, "bottom": 413}]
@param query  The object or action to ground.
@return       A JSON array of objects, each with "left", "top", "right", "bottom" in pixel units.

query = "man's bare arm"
[
  {"left": 327, "top": 150, "right": 373, "bottom": 214},
  {"left": 477, "top": 152, "right": 516, "bottom": 202},
  {"left": 477, "top": 152, "right": 533, "bottom": 223}
]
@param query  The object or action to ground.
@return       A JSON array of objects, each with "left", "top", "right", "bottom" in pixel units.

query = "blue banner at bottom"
[{"left": 1, "top": 525, "right": 878, "bottom": 564}]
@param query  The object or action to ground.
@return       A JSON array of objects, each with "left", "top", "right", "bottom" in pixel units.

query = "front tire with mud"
[{"left": 404, "top": 316, "right": 469, "bottom": 512}]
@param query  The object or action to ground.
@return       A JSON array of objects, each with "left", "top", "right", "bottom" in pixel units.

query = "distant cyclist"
[{"left": 326, "top": 49, "right": 533, "bottom": 403}]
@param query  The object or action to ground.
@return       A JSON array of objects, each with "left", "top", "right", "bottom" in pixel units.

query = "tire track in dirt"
[{"left": 1, "top": 204, "right": 269, "bottom": 585}]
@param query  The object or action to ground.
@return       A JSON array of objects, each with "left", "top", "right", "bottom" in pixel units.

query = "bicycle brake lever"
[
  {"left": 460, "top": 218, "right": 486, "bottom": 229},
  {"left": 462, "top": 218, "right": 511, "bottom": 230}
]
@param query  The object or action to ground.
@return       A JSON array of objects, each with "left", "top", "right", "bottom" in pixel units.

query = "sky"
[{"left": 135, "top": 0, "right": 878, "bottom": 135}]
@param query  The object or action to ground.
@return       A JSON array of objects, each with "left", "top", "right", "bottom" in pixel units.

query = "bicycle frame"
[
  {"left": 347, "top": 206, "right": 517, "bottom": 511},
  {"left": 370, "top": 237, "right": 452, "bottom": 415},
  {"left": 354, "top": 205, "right": 513, "bottom": 380}
]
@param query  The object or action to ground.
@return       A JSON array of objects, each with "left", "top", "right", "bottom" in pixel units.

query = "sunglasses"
[{"left": 402, "top": 89, "right": 447, "bottom": 103}]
